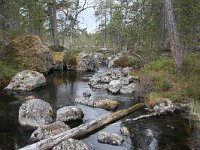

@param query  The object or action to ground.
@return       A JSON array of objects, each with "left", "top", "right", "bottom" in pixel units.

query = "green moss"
[{"left": 0, "top": 61, "right": 18, "bottom": 81}]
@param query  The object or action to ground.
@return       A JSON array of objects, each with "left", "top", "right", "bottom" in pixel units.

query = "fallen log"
[{"left": 19, "top": 103, "right": 144, "bottom": 150}]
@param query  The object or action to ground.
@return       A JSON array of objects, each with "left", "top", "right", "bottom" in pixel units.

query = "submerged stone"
[
  {"left": 75, "top": 97, "right": 120, "bottom": 110},
  {"left": 97, "top": 132, "right": 124, "bottom": 145}
]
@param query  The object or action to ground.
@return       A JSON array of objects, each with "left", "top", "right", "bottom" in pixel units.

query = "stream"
[{"left": 0, "top": 70, "right": 199, "bottom": 150}]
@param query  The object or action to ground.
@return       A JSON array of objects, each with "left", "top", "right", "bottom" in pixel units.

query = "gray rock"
[
  {"left": 111, "top": 69, "right": 123, "bottom": 79},
  {"left": 108, "top": 80, "right": 122, "bottom": 94},
  {"left": 98, "top": 132, "right": 124, "bottom": 145},
  {"left": 5, "top": 70, "right": 46, "bottom": 91},
  {"left": 83, "top": 90, "right": 91, "bottom": 97},
  {"left": 121, "top": 67, "right": 132, "bottom": 76},
  {"left": 120, "top": 83, "right": 136, "bottom": 94},
  {"left": 100, "top": 76, "right": 112, "bottom": 83},
  {"left": 18, "top": 99, "right": 53, "bottom": 130},
  {"left": 52, "top": 138, "right": 88, "bottom": 150},
  {"left": 30, "top": 121, "right": 70, "bottom": 141},
  {"left": 152, "top": 99, "right": 175, "bottom": 113},
  {"left": 93, "top": 84, "right": 109, "bottom": 90},
  {"left": 56, "top": 106, "right": 83, "bottom": 122},
  {"left": 120, "top": 126, "right": 130, "bottom": 136},
  {"left": 75, "top": 97, "right": 119, "bottom": 110},
  {"left": 76, "top": 53, "right": 98, "bottom": 72},
  {"left": 119, "top": 77, "right": 130, "bottom": 85}
]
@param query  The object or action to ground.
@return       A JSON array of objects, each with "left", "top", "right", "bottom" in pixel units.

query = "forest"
[{"left": 0, "top": 0, "right": 200, "bottom": 150}]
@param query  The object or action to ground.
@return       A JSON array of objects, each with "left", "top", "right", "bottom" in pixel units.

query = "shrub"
[
  {"left": 141, "top": 58, "right": 174, "bottom": 74},
  {"left": 114, "top": 55, "right": 142, "bottom": 68}
]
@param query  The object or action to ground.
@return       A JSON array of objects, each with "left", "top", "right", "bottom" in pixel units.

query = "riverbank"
[{"left": 131, "top": 52, "right": 200, "bottom": 124}]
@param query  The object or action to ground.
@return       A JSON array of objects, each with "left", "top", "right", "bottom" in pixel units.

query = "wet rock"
[
  {"left": 52, "top": 138, "right": 88, "bottom": 150},
  {"left": 120, "top": 83, "right": 136, "bottom": 94},
  {"left": 120, "top": 126, "right": 130, "bottom": 136},
  {"left": 97, "top": 132, "right": 124, "bottom": 145},
  {"left": 108, "top": 80, "right": 122, "bottom": 94},
  {"left": 93, "top": 84, "right": 109, "bottom": 90},
  {"left": 30, "top": 121, "right": 70, "bottom": 141},
  {"left": 56, "top": 106, "right": 83, "bottom": 122},
  {"left": 18, "top": 99, "right": 53, "bottom": 130},
  {"left": 5, "top": 70, "right": 46, "bottom": 91},
  {"left": 83, "top": 90, "right": 91, "bottom": 98},
  {"left": 76, "top": 53, "right": 98, "bottom": 72},
  {"left": 75, "top": 97, "right": 120, "bottom": 110}
]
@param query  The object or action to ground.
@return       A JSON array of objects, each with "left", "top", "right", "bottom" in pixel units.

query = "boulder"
[
  {"left": 30, "top": 121, "right": 70, "bottom": 141},
  {"left": 83, "top": 90, "right": 91, "bottom": 98},
  {"left": 120, "top": 83, "right": 136, "bottom": 94},
  {"left": 18, "top": 99, "right": 53, "bottom": 130},
  {"left": 120, "top": 126, "right": 130, "bottom": 136},
  {"left": 52, "top": 138, "right": 88, "bottom": 150},
  {"left": 97, "top": 132, "right": 124, "bottom": 145},
  {"left": 75, "top": 97, "right": 120, "bottom": 110},
  {"left": 56, "top": 106, "right": 84, "bottom": 122},
  {"left": 5, "top": 70, "right": 46, "bottom": 91},
  {"left": 0, "top": 35, "right": 53, "bottom": 73},
  {"left": 108, "top": 80, "right": 122, "bottom": 94},
  {"left": 76, "top": 53, "right": 98, "bottom": 72}
]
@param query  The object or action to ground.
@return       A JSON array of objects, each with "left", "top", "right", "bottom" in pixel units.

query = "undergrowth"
[{"left": 139, "top": 53, "right": 200, "bottom": 102}]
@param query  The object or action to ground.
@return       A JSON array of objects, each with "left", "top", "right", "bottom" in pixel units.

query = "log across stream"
[{"left": 19, "top": 103, "right": 145, "bottom": 150}]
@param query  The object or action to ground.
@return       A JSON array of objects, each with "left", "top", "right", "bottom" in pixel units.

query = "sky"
[{"left": 78, "top": 1, "right": 97, "bottom": 33}]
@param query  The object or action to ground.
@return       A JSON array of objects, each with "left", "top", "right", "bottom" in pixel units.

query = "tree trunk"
[
  {"left": 52, "top": 2, "right": 59, "bottom": 48},
  {"left": 28, "top": 3, "right": 33, "bottom": 33},
  {"left": 164, "top": 0, "right": 183, "bottom": 70},
  {"left": 18, "top": 103, "right": 144, "bottom": 150}
]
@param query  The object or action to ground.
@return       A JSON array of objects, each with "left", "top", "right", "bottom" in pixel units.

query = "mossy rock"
[{"left": 0, "top": 35, "right": 54, "bottom": 73}]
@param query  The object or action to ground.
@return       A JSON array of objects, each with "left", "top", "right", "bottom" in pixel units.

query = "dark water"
[{"left": 0, "top": 70, "right": 199, "bottom": 150}]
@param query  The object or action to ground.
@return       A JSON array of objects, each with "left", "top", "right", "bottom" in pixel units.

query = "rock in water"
[
  {"left": 30, "top": 121, "right": 70, "bottom": 141},
  {"left": 83, "top": 90, "right": 91, "bottom": 98},
  {"left": 108, "top": 80, "right": 122, "bottom": 94},
  {"left": 0, "top": 35, "right": 53, "bottom": 73},
  {"left": 120, "top": 83, "right": 136, "bottom": 94},
  {"left": 52, "top": 138, "right": 88, "bottom": 150},
  {"left": 18, "top": 99, "right": 53, "bottom": 130},
  {"left": 5, "top": 70, "right": 46, "bottom": 91},
  {"left": 76, "top": 53, "right": 98, "bottom": 72},
  {"left": 97, "top": 132, "right": 124, "bottom": 145},
  {"left": 56, "top": 106, "right": 84, "bottom": 122},
  {"left": 120, "top": 126, "right": 130, "bottom": 136},
  {"left": 75, "top": 97, "right": 120, "bottom": 110}
]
